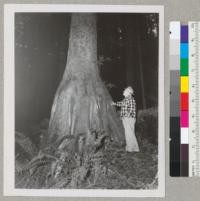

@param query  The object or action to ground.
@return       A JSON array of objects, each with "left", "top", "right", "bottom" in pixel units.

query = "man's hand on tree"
[{"left": 111, "top": 101, "right": 116, "bottom": 106}]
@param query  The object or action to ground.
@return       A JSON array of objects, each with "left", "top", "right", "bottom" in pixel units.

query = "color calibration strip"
[
  {"left": 180, "top": 25, "right": 189, "bottom": 176},
  {"left": 170, "top": 21, "right": 181, "bottom": 176},
  {"left": 170, "top": 21, "right": 200, "bottom": 177}
]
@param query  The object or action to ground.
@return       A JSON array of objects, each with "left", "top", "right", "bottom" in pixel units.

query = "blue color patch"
[
  {"left": 181, "top": 26, "right": 188, "bottom": 43},
  {"left": 181, "top": 43, "right": 188, "bottom": 58}
]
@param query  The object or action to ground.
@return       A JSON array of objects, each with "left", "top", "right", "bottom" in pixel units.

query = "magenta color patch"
[{"left": 181, "top": 111, "right": 188, "bottom": 127}]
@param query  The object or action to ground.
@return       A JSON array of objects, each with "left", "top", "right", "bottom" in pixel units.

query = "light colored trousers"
[{"left": 122, "top": 117, "right": 140, "bottom": 152}]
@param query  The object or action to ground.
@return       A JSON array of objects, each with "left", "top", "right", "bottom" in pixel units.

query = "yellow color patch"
[{"left": 181, "top": 76, "right": 189, "bottom": 92}]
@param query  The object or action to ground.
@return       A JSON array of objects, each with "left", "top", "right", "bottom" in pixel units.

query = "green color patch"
[{"left": 181, "top": 59, "right": 188, "bottom": 76}]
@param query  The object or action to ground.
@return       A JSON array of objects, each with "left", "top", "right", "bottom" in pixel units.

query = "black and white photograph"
[{"left": 4, "top": 4, "right": 164, "bottom": 197}]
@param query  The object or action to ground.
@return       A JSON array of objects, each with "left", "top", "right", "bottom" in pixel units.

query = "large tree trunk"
[{"left": 48, "top": 13, "right": 124, "bottom": 146}]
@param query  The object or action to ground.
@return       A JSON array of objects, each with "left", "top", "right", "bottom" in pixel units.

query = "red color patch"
[{"left": 181, "top": 93, "right": 188, "bottom": 111}]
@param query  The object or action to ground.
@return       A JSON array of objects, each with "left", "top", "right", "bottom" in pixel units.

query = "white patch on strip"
[
  {"left": 170, "top": 22, "right": 180, "bottom": 70},
  {"left": 170, "top": 40, "right": 180, "bottom": 55},
  {"left": 170, "top": 21, "right": 180, "bottom": 39},
  {"left": 181, "top": 128, "right": 189, "bottom": 144}
]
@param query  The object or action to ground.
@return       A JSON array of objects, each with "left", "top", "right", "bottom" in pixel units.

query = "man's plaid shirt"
[{"left": 114, "top": 96, "right": 136, "bottom": 118}]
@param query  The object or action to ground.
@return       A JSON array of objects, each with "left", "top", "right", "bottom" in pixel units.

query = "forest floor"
[
  {"left": 88, "top": 137, "right": 158, "bottom": 189},
  {"left": 15, "top": 108, "right": 158, "bottom": 189}
]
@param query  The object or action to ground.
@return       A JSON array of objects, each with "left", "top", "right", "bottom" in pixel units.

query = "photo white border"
[{"left": 3, "top": 4, "right": 165, "bottom": 197}]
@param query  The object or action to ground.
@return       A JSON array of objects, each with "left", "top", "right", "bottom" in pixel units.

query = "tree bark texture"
[{"left": 48, "top": 13, "right": 125, "bottom": 145}]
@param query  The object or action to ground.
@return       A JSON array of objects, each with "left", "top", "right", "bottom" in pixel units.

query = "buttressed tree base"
[{"left": 48, "top": 13, "right": 125, "bottom": 147}]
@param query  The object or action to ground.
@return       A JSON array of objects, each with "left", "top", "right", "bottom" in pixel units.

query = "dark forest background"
[{"left": 15, "top": 13, "right": 158, "bottom": 133}]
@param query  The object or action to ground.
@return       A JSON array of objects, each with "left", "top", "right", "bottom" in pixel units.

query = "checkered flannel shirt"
[{"left": 114, "top": 96, "right": 136, "bottom": 118}]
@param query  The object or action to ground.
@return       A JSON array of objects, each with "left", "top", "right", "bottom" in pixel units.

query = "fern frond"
[
  {"left": 15, "top": 131, "right": 38, "bottom": 157},
  {"left": 21, "top": 152, "right": 58, "bottom": 174}
]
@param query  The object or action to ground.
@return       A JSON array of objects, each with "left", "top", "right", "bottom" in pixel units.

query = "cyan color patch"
[{"left": 181, "top": 43, "right": 188, "bottom": 58}]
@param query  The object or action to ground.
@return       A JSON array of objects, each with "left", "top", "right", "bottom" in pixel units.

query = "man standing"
[{"left": 112, "top": 86, "right": 140, "bottom": 152}]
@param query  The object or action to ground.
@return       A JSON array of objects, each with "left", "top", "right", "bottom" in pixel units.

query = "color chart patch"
[
  {"left": 180, "top": 25, "right": 189, "bottom": 176},
  {"left": 170, "top": 21, "right": 200, "bottom": 177}
]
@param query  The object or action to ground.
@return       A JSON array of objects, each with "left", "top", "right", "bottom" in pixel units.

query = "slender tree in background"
[
  {"left": 136, "top": 17, "right": 147, "bottom": 109},
  {"left": 48, "top": 13, "right": 124, "bottom": 146}
]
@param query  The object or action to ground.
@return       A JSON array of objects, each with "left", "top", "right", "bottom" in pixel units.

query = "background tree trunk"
[
  {"left": 48, "top": 13, "right": 124, "bottom": 145},
  {"left": 137, "top": 33, "right": 146, "bottom": 109}
]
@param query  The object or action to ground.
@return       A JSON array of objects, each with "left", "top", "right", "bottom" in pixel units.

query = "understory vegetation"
[{"left": 15, "top": 107, "right": 158, "bottom": 189}]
